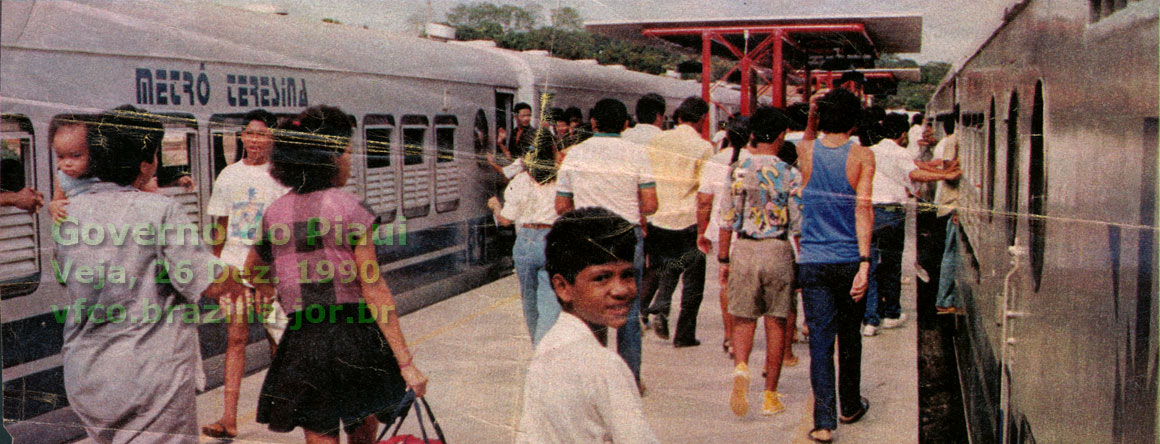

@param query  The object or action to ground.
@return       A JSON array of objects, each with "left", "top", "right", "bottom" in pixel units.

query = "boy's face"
[
  {"left": 553, "top": 261, "right": 637, "bottom": 329},
  {"left": 241, "top": 120, "right": 274, "bottom": 165}
]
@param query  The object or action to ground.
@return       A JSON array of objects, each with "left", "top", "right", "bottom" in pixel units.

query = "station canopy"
[{"left": 587, "top": 15, "right": 922, "bottom": 118}]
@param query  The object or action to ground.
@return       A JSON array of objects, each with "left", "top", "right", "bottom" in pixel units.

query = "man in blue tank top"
[{"left": 796, "top": 88, "right": 875, "bottom": 443}]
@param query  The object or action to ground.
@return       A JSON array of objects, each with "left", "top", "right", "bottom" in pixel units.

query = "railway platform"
[{"left": 78, "top": 213, "right": 922, "bottom": 444}]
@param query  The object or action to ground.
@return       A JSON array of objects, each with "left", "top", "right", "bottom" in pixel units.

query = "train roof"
[
  {"left": 0, "top": 0, "right": 519, "bottom": 88},
  {"left": 508, "top": 50, "right": 703, "bottom": 99}
]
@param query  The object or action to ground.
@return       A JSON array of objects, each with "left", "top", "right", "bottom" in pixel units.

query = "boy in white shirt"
[{"left": 518, "top": 207, "right": 659, "bottom": 444}]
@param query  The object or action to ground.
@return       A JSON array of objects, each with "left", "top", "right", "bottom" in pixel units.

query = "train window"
[
  {"left": 1, "top": 114, "right": 41, "bottom": 298},
  {"left": 209, "top": 113, "right": 250, "bottom": 178},
  {"left": 365, "top": 115, "right": 394, "bottom": 169},
  {"left": 1029, "top": 82, "right": 1047, "bottom": 291},
  {"left": 1005, "top": 92, "right": 1020, "bottom": 247},
  {"left": 987, "top": 98, "right": 997, "bottom": 222},
  {"left": 155, "top": 114, "right": 197, "bottom": 188},
  {"left": 473, "top": 109, "right": 490, "bottom": 164},
  {"left": 435, "top": 115, "right": 457, "bottom": 163},
  {"left": 402, "top": 115, "right": 428, "bottom": 166}
]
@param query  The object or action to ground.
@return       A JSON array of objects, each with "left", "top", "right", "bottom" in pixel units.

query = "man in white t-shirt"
[
  {"left": 862, "top": 114, "right": 961, "bottom": 337},
  {"left": 556, "top": 98, "right": 657, "bottom": 390},
  {"left": 201, "top": 109, "right": 290, "bottom": 439},
  {"left": 621, "top": 93, "right": 666, "bottom": 146}
]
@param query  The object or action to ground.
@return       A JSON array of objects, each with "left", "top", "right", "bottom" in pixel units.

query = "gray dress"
[{"left": 55, "top": 183, "right": 218, "bottom": 444}]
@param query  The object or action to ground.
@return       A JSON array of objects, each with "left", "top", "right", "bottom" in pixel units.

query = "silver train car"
[
  {"left": 0, "top": 1, "right": 737, "bottom": 440},
  {"left": 926, "top": 1, "right": 1158, "bottom": 443}
]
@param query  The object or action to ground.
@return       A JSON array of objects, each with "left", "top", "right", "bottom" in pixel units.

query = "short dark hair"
[
  {"left": 545, "top": 207, "right": 637, "bottom": 284},
  {"left": 547, "top": 107, "right": 565, "bottom": 123},
  {"left": 749, "top": 106, "right": 793, "bottom": 144},
  {"left": 564, "top": 107, "right": 584, "bottom": 124},
  {"left": 591, "top": 98, "right": 629, "bottom": 134},
  {"left": 634, "top": 93, "right": 666, "bottom": 125},
  {"left": 514, "top": 102, "right": 532, "bottom": 114},
  {"left": 838, "top": 70, "right": 865, "bottom": 87},
  {"left": 674, "top": 96, "right": 709, "bottom": 124},
  {"left": 911, "top": 112, "right": 924, "bottom": 126},
  {"left": 528, "top": 128, "right": 558, "bottom": 185},
  {"left": 270, "top": 105, "right": 353, "bottom": 194},
  {"left": 816, "top": 88, "right": 863, "bottom": 134},
  {"left": 243, "top": 109, "right": 277, "bottom": 128},
  {"left": 882, "top": 113, "right": 911, "bottom": 140},
  {"left": 726, "top": 115, "right": 750, "bottom": 164},
  {"left": 87, "top": 105, "right": 164, "bottom": 186}
]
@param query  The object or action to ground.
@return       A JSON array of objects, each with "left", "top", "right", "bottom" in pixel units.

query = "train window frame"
[
  {"left": 364, "top": 114, "right": 395, "bottom": 170},
  {"left": 1028, "top": 81, "right": 1047, "bottom": 291},
  {"left": 987, "top": 98, "right": 997, "bottom": 223},
  {"left": 434, "top": 115, "right": 458, "bottom": 164},
  {"left": 0, "top": 114, "right": 41, "bottom": 298},
  {"left": 472, "top": 109, "right": 490, "bottom": 168},
  {"left": 1005, "top": 92, "right": 1020, "bottom": 247},
  {"left": 401, "top": 115, "right": 429, "bottom": 166},
  {"left": 155, "top": 113, "right": 199, "bottom": 190},
  {"left": 208, "top": 113, "right": 251, "bottom": 179}
]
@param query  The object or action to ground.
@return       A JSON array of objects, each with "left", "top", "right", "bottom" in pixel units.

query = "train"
[
  {"left": 0, "top": 1, "right": 738, "bottom": 440},
  {"left": 925, "top": 0, "right": 1157, "bottom": 443}
]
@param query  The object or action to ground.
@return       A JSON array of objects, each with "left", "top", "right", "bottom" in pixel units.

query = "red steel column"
[
  {"left": 740, "top": 55, "right": 752, "bottom": 116},
  {"left": 701, "top": 31, "right": 712, "bottom": 137},
  {"left": 771, "top": 29, "right": 785, "bottom": 109}
]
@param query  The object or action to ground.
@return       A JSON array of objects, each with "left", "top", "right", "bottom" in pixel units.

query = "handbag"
[{"left": 376, "top": 390, "right": 447, "bottom": 444}]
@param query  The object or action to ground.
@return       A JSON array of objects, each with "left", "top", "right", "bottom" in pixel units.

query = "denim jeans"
[
  {"left": 865, "top": 206, "right": 906, "bottom": 326},
  {"left": 800, "top": 262, "right": 866, "bottom": 430},
  {"left": 513, "top": 227, "right": 560, "bottom": 345},
  {"left": 936, "top": 216, "right": 959, "bottom": 308},
  {"left": 640, "top": 224, "right": 706, "bottom": 344},
  {"left": 916, "top": 209, "right": 950, "bottom": 317},
  {"left": 615, "top": 225, "right": 645, "bottom": 385}
]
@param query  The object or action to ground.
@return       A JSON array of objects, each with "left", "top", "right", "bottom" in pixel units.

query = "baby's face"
[{"left": 54, "top": 124, "right": 89, "bottom": 178}]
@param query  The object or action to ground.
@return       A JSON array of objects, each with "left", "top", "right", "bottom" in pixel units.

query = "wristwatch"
[
  {"left": 718, "top": 256, "right": 730, "bottom": 264},
  {"left": 859, "top": 256, "right": 871, "bottom": 263}
]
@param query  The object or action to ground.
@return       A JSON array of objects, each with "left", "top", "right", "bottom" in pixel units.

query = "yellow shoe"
[
  {"left": 762, "top": 390, "right": 786, "bottom": 415},
  {"left": 730, "top": 363, "right": 749, "bottom": 417}
]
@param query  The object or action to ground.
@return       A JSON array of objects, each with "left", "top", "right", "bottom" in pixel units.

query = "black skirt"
[{"left": 257, "top": 303, "right": 407, "bottom": 436}]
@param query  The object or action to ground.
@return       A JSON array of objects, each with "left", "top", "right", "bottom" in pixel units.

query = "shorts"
[
  {"left": 727, "top": 237, "right": 795, "bottom": 319},
  {"left": 221, "top": 289, "right": 289, "bottom": 343}
]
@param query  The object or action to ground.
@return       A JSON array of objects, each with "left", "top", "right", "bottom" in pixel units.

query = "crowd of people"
[{"left": 0, "top": 67, "right": 968, "bottom": 443}]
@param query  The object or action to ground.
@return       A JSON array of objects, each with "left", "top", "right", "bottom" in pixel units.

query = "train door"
[
  {"left": 496, "top": 91, "right": 514, "bottom": 140},
  {"left": 156, "top": 114, "right": 201, "bottom": 225},
  {"left": 434, "top": 115, "right": 459, "bottom": 214},
  {"left": 401, "top": 115, "right": 431, "bottom": 219},
  {"left": 363, "top": 114, "right": 398, "bottom": 223},
  {"left": 0, "top": 115, "right": 40, "bottom": 298}
]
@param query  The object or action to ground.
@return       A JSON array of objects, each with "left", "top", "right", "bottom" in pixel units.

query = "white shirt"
[
  {"left": 869, "top": 138, "right": 915, "bottom": 205},
  {"left": 501, "top": 172, "right": 559, "bottom": 226},
  {"left": 206, "top": 161, "right": 290, "bottom": 267},
  {"left": 906, "top": 124, "right": 925, "bottom": 160},
  {"left": 698, "top": 148, "right": 750, "bottom": 240},
  {"left": 645, "top": 124, "right": 714, "bottom": 229},
  {"left": 557, "top": 134, "right": 655, "bottom": 223},
  {"left": 517, "top": 313, "right": 659, "bottom": 444},
  {"left": 621, "top": 123, "right": 662, "bottom": 146},
  {"left": 932, "top": 133, "right": 960, "bottom": 217}
]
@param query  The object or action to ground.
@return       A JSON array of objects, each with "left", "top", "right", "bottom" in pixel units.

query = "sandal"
[
  {"left": 201, "top": 422, "right": 237, "bottom": 439},
  {"left": 722, "top": 339, "right": 734, "bottom": 358},
  {"left": 783, "top": 355, "right": 800, "bottom": 367},
  {"left": 838, "top": 396, "right": 870, "bottom": 424},
  {"left": 808, "top": 427, "right": 833, "bottom": 443}
]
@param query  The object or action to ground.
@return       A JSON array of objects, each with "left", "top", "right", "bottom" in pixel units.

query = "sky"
[{"left": 210, "top": 0, "right": 1016, "bottom": 64}]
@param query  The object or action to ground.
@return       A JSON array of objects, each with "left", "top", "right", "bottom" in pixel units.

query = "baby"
[{"left": 48, "top": 116, "right": 99, "bottom": 220}]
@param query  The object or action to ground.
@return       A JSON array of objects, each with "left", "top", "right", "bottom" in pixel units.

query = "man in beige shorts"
[{"left": 718, "top": 107, "right": 802, "bottom": 417}]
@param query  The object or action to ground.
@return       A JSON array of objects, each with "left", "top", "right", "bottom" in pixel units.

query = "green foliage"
[
  {"left": 550, "top": 7, "right": 583, "bottom": 31},
  {"left": 445, "top": 2, "right": 682, "bottom": 75},
  {"left": 875, "top": 57, "right": 952, "bottom": 110},
  {"left": 446, "top": 2, "right": 540, "bottom": 32}
]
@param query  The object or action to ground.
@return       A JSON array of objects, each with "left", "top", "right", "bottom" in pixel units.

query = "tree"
[
  {"left": 550, "top": 7, "right": 583, "bottom": 31},
  {"left": 873, "top": 57, "right": 952, "bottom": 110},
  {"left": 446, "top": 2, "right": 539, "bottom": 32}
]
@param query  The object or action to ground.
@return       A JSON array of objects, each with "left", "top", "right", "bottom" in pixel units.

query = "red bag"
[{"left": 377, "top": 390, "right": 446, "bottom": 444}]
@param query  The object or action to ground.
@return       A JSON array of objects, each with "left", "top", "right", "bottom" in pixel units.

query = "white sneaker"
[
  {"left": 882, "top": 313, "right": 908, "bottom": 329},
  {"left": 861, "top": 324, "right": 879, "bottom": 337}
]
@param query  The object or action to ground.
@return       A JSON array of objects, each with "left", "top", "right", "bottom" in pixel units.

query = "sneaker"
[
  {"left": 762, "top": 391, "right": 786, "bottom": 415},
  {"left": 730, "top": 363, "right": 750, "bottom": 417},
  {"left": 882, "top": 313, "right": 908, "bottom": 329},
  {"left": 861, "top": 324, "right": 879, "bottom": 337}
]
